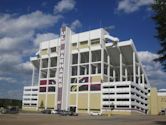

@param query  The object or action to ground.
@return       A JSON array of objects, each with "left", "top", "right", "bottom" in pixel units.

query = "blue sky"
[{"left": 0, "top": 0, "right": 165, "bottom": 99}]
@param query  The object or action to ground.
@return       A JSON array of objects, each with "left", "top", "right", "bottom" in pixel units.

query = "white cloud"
[
  {"left": 0, "top": 31, "right": 34, "bottom": 52},
  {"left": 54, "top": 0, "right": 76, "bottom": 14},
  {"left": 15, "top": 62, "right": 33, "bottom": 73},
  {"left": 0, "top": 10, "right": 63, "bottom": 99},
  {"left": 70, "top": 19, "right": 82, "bottom": 31},
  {"left": 0, "top": 11, "right": 61, "bottom": 36},
  {"left": 0, "top": 77, "right": 17, "bottom": 84},
  {"left": 138, "top": 51, "right": 166, "bottom": 89},
  {"left": 117, "top": 0, "right": 154, "bottom": 13},
  {"left": 34, "top": 33, "right": 59, "bottom": 47}
]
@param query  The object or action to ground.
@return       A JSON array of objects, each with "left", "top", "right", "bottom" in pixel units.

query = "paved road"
[{"left": 0, "top": 113, "right": 166, "bottom": 125}]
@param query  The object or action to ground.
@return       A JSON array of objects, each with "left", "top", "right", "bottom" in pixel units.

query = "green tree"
[{"left": 152, "top": 0, "right": 166, "bottom": 71}]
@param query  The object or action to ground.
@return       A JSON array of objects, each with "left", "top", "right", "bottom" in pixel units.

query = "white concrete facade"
[{"left": 22, "top": 86, "right": 38, "bottom": 109}]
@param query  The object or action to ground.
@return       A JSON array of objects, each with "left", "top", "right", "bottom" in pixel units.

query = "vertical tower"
[{"left": 57, "top": 26, "right": 71, "bottom": 110}]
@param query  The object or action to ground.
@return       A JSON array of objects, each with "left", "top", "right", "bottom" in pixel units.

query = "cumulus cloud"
[
  {"left": 0, "top": 77, "right": 17, "bottom": 84},
  {"left": 54, "top": 0, "right": 76, "bottom": 14},
  {"left": 0, "top": 11, "right": 61, "bottom": 36},
  {"left": 138, "top": 51, "right": 166, "bottom": 89},
  {"left": 34, "top": 33, "right": 59, "bottom": 47},
  {"left": 70, "top": 19, "right": 82, "bottom": 31},
  {"left": 117, "top": 0, "right": 154, "bottom": 13},
  {"left": 0, "top": 10, "right": 62, "bottom": 99}
]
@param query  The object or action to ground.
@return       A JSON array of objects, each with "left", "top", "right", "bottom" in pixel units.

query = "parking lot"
[{"left": 0, "top": 113, "right": 166, "bottom": 125}]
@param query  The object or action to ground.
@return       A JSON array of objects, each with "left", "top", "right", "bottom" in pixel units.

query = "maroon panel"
[
  {"left": 40, "top": 80, "right": 47, "bottom": 85},
  {"left": 90, "top": 84, "right": 101, "bottom": 91}
]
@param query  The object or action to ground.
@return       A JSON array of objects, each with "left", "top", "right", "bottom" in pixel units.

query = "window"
[
  {"left": 91, "top": 63, "right": 101, "bottom": 74},
  {"left": 31, "top": 103, "right": 37, "bottom": 106},
  {"left": 80, "top": 41, "right": 88, "bottom": 48},
  {"left": 79, "top": 77, "right": 89, "bottom": 83},
  {"left": 117, "top": 105, "right": 129, "bottom": 108},
  {"left": 51, "top": 47, "right": 56, "bottom": 53},
  {"left": 70, "top": 85, "right": 77, "bottom": 92},
  {"left": 92, "top": 50, "right": 101, "bottom": 62},
  {"left": 80, "top": 41, "right": 88, "bottom": 45},
  {"left": 79, "top": 85, "right": 88, "bottom": 91},
  {"left": 40, "top": 69, "right": 47, "bottom": 78},
  {"left": 50, "top": 57, "right": 57, "bottom": 67},
  {"left": 90, "top": 84, "right": 101, "bottom": 91},
  {"left": 42, "top": 58, "right": 48, "bottom": 68},
  {"left": 104, "top": 50, "right": 108, "bottom": 63},
  {"left": 24, "top": 103, "right": 30, "bottom": 106},
  {"left": 72, "top": 43, "right": 77, "bottom": 48},
  {"left": 80, "top": 52, "right": 89, "bottom": 63},
  {"left": 103, "top": 99, "right": 114, "bottom": 101},
  {"left": 104, "top": 64, "right": 108, "bottom": 75},
  {"left": 31, "top": 98, "right": 37, "bottom": 101},
  {"left": 48, "top": 86, "right": 55, "bottom": 92},
  {"left": 32, "top": 94, "right": 37, "bottom": 96},
  {"left": 103, "top": 93, "right": 114, "bottom": 95},
  {"left": 117, "top": 99, "right": 129, "bottom": 101},
  {"left": 25, "top": 89, "right": 31, "bottom": 91},
  {"left": 32, "top": 89, "right": 38, "bottom": 91},
  {"left": 103, "top": 86, "right": 114, "bottom": 88},
  {"left": 49, "top": 68, "right": 56, "bottom": 78},
  {"left": 116, "top": 92, "right": 129, "bottom": 95},
  {"left": 40, "top": 87, "right": 46, "bottom": 92},
  {"left": 49, "top": 80, "right": 56, "bottom": 85},
  {"left": 72, "top": 66, "right": 77, "bottom": 76},
  {"left": 72, "top": 54, "right": 78, "bottom": 64},
  {"left": 80, "top": 65, "right": 89, "bottom": 75},
  {"left": 116, "top": 85, "right": 129, "bottom": 88},
  {"left": 91, "top": 38, "right": 100, "bottom": 45},
  {"left": 71, "top": 78, "right": 77, "bottom": 83},
  {"left": 24, "top": 98, "right": 30, "bottom": 101}
]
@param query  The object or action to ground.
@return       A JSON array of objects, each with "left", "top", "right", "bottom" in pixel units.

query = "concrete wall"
[
  {"left": 47, "top": 94, "right": 56, "bottom": 108},
  {"left": 89, "top": 93, "right": 101, "bottom": 111},
  {"left": 148, "top": 88, "right": 166, "bottom": 115},
  {"left": 38, "top": 94, "right": 46, "bottom": 108}
]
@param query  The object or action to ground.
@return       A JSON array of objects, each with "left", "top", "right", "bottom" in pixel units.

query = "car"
[
  {"left": 7, "top": 107, "right": 19, "bottom": 114},
  {"left": 0, "top": 107, "right": 19, "bottom": 114},
  {"left": 69, "top": 111, "right": 78, "bottom": 116},
  {"left": 58, "top": 110, "right": 78, "bottom": 116},
  {"left": 41, "top": 109, "right": 51, "bottom": 114},
  {"left": 89, "top": 111, "right": 101, "bottom": 116},
  {"left": 51, "top": 110, "right": 57, "bottom": 114},
  {"left": 159, "top": 110, "right": 165, "bottom": 115}
]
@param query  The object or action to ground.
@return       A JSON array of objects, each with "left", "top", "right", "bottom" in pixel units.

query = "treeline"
[{"left": 0, "top": 99, "right": 22, "bottom": 108}]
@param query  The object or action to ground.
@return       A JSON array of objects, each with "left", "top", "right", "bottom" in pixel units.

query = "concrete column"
[
  {"left": 76, "top": 34, "right": 80, "bottom": 113},
  {"left": 138, "top": 66, "right": 140, "bottom": 84},
  {"left": 120, "top": 53, "right": 122, "bottom": 82},
  {"left": 125, "top": 67, "right": 128, "bottom": 81},
  {"left": 108, "top": 53, "right": 110, "bottom": 82},
  {"left": 142, "top": 74, "right": 145, "bottom": 84},
  {"left": 133, "top": 52, "right": 136, "bottom": 83},
  {"left": 113, "top": 69, "right": 116, "bottom": 82},
  {"left": 31, "top": 65, "right": 35, "bottom": 86}
]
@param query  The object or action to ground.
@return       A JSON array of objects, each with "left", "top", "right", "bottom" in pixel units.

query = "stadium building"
[{"left": 22, "top": 26, "right": 150, "bottom": 115}]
